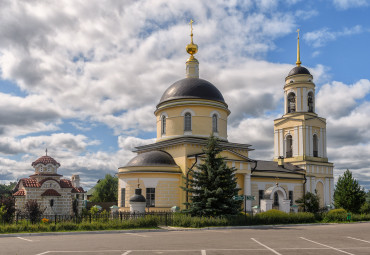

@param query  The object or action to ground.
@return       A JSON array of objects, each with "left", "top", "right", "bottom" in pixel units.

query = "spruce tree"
[
  {"left": 183, "top": 136, "right": 241, "bottom": 216},
  {"left": 334, "top": 169, "right": 366, "bottom": 213}
]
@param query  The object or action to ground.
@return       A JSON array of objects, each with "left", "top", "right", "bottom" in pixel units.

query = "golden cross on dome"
[
  {"left": 189, "top": 19, "right": 194, "bottom": 43},
  {"left": 137, "top": 178, "right": 140, "bottom": 188}
]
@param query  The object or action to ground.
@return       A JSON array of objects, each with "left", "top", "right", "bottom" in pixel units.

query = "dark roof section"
[
  {"left": 287, "top": 66, "right": 311, "bottom": 77},
  {"left": 32, "top": 155, "right": 60, "bottom": 167},
  {"left": 41, "top": 189, "right": 61, "bottom": 196},
  {"left": 21, "top": 178, "right": 41, "bottom": 188},
  {"left": 158, "top": 78, "right": 226, "bottom": 106},
  {"left": 72, "top": 187, "right": 85, "bottom": 193},
  {"left": 60, "top": 179, "right": 73, "bottom": 188},
  {"left": 129, "top": 188, "right": 146, "bottom": 203},
  {"left": 125, "top": 150, "right": 178, "bottom": 167},
  {"left": 253, "top": 160, "right": 304, "bottom": 174},
  {"left": 134, "top": 136, "right": 253, "bottom": 153},
  {"left": 13, "top": 189, "right": 25, "bottom": 196}
]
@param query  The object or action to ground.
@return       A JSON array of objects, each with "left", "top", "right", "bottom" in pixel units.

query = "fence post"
[
  {"left": 165, "top": 212, "right": 167, "bottom": 226},
  {"left": 54, "top": 215, "right": 57, "bottom": 225},
  {"left": 16, "top": 213, "right": 19, "bottom": 225}
]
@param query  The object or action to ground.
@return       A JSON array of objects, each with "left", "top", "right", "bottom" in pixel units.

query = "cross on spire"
[{"left": 45, "top": 148, "right": 48, "bottom": 156}]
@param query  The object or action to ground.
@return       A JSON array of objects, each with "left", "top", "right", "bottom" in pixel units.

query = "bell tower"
[{"left": 273, "top": 29, "right": 334, "bottom": 207}]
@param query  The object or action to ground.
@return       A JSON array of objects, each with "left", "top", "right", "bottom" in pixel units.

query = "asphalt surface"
[{"left": 1, "top": 222, "right": 370, "bottom": 255}]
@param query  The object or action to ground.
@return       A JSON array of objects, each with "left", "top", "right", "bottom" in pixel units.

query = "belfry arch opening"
[
  {"left": 286, "top": 135, "right": 293, "bottom": 158},
  {"left": 313, "top": 134, "right": 318, "bottom": 157},
  {"left": 308, "top": 91, "right": 314, "bottom": 112},
  {"left": 287, "top": 92, "right": 296, "bottom": 113}
]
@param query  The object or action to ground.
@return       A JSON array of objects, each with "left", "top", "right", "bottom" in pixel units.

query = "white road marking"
[
  {"left": 17, "top": 237, "right": 34, "bottom": 242},
  {"left": 122, "top": 251, "right": 132, "bottom": 255},
  {"left": 35, "top": 252, "right": 50, "bottom": 255},
  {"left": 300, "top": 237, "right": 355, "bottom": 255},
  {"left": 201, "top": 250, "right": 206, "bottom": 255},
  {"left": 347, "top": 236, "right": 370, "bottom": 244},
  {"left": 251, "top": 238, "right": 282, "bottom": 255},
  {"left": 125, "top": 233, "right": 148, "bottom": 237}
]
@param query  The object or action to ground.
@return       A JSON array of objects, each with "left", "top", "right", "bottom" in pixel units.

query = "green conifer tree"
[
  {"left": 334, "top": 169, "right": 366, "bottom": 213},
  {"left": 183, "top": 136, "right": 241, "bottom": 216}
]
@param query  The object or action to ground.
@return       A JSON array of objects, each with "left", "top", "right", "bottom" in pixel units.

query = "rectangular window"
[
  {"left": 146, "top": 188, "right": 155, "bottom": 207},
  {"left": 121, "top": 188, "right": 125, "bottom": 207},
  {"left": 258, "top": 190, "right": 264, "bottom": 206},
  {"left": 289, "top": 191, "right": 293, "bottom": 206}
]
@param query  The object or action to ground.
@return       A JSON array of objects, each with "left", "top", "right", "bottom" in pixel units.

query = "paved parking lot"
[{"left": 1, "top": 222, "right": 370, "bottom": 255}]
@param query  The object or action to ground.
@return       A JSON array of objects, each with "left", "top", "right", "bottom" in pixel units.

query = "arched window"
[
  {"left": 308, "top": 92, "right": 314, "bottom": 112},
  {"left": 286, "top": 135, "right": 293, "bottom": 158},
  {"left": 161, "top": 115, "right": 166, "bottom": 135},
  {"left": 313, "top": 134, "right": 318, "bottom": 157},
  {"left": 184, "top": 113, "right": 192, "bottom": 131},
  {"left": 212, "top": 114, "right": 218, "bottom": 133},
  {"left": 273, "top": 192, "right": 279, "bottom": 206},
  {"left": 287, "top": 93, "right": 296, "bottom": 113}
]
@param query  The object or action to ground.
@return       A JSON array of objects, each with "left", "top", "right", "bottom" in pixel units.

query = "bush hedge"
[
  {"left": 323, "top": 208, "right": 348, "bottom": 222},
  {"left": 0, "top": 216, "right": 158, "bottom": 234}
]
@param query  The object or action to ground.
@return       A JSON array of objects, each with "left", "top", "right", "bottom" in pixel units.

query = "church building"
[
  {"left": 13, "top": 152, "right": 85, "bottom": 216},
  {"left": 117, "top": 24, "right": 334, "bottom": 213}
]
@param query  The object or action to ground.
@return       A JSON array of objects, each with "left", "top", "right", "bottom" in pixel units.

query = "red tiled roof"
[
  {"left": 72, "top": 187, "right": 85, "bottom": 193},
  {"left": 29, "top": 173, "right": 62, "bottom": 177},
  {"left": 13, "top": 189, "right": 26, "bottom": 196},
  {"left": 41, "top": 189, "right": 61, "bottom": 196},
  {"left": 32, "top": 155, "right": 60, "bottom": 167},
  {"left": 21, "top": 178, "right": 40, "bottom": 188},
  {"left": 60, "top": 179, "right": 73, "bottom": 188}
]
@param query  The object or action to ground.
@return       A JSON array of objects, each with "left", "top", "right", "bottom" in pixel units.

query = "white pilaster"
[
  {"left": 279, "top": 129, "right": 284, "bottom": 157},
  {"left": 323, "top": 129, "right": 327, "bottom": 158},
  {"left": 330, "top": 177, "right": 334, "bottom": 205},
  {"left": 302, "top": 88, "right": 307, "bottom": 112},
  {"left": 244, "top": 174, "right": 252, "bottom": 211},
  {"left": 309, "top": 126, "right": 313, "bottom": 157},
  {"left": 293, "top": 126, "right": 299, "bottom": 156},
  {"left": 305, "top": 126, "right": 310, "bottom": 157},
  {"left": 274, "top": 130, "right": 279, "bottom": 158},
  {"left": 325, "top": 178, "right": 330, "bottom": 205},
  {"left": 299, "top": 125, "right": 303, "bottom": 156},
  {"left": 297, "top": 87, "right": 301, "bottom": 112},
  {"left": 284, "top": 91, "right": 287, "bottom": 115},
  {"left": 319, "top": 128, "right": 323, "bottom": 157}
]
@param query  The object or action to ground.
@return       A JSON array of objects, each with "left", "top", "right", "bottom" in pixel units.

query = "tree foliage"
[
  {"left": 295, "top": 191, "right": 320, "bottom": 213},
  {"left": 0, "top": 196, "right": 15, "bottom": 223},
  {"left": 0, "top": 182, "right": 17, "bottom": 197},
  {"left": 25, "top": 200, "right": 44, "bottom": 224},
  {"left": 334, "top": 169, "right": 366, "bottom": 213},
  {"left": 90, "top": 174, "right": 118, "bottom": 202},
  {"left": 183, "top": 136, "right": 241, "bottom": 216}
]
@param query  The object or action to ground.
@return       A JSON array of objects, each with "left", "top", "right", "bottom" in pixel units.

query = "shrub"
[
  {"left": 24, "top": 200, "right": 44, "bottom": 224},
  {"left": 360, "top": 202, "right": 370, "bottom": 214},
  {"left": 351, "top": 213, "right": 370, "bottom": 222},
  {"left": 0, "top": 196, "right": 15, "bottom": 223},
  {"left": 324, "top": 209, "right": 347, "bottom": 222}
]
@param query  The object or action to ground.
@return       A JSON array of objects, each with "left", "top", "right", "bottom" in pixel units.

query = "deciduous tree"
[{"left": 90, "top": 174, "right": 118, "bottom": 202}]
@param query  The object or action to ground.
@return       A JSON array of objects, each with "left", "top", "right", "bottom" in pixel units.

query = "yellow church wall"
[
  {"left": 156, "top": 104, "right": 229, "bottom": 141},
  {"left": 117, "top": 172, "right": 182, "bottom": 210}
]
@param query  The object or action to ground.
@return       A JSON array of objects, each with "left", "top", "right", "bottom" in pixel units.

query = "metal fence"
[{"left": 13, "top": 211, "right": 174, "bottom": 226}]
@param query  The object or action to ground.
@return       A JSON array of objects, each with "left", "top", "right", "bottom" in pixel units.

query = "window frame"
[
  {"left": 184, "top": 112, "right": 192, "bottom": 131},
  {"left": 146, "top": 188, "right": 155, "bottom": 207},
  {"left": 121, "top": 188, "right": 126, "bottom": 207},
  {"left": 161, "top": 115, "right": 166, "bottom": 135},
  {"left": 212, "top": 114, "right": 218, "bottom": 133}
]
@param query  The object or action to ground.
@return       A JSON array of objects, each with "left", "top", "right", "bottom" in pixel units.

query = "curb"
[{"left": 1, "top": 221, "right": 369, "bottom": 238}]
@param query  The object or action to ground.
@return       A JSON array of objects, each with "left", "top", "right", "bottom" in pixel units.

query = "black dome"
[
  {"left": 129, "top": 188, "right": 146, "bottom": 202},
  {"left": 287, "top": 66, "right": 311, "bottom": 77},
  {"left": 125, "top": 151, "right": 177, "bottom": 167},
  {"left": 158, "top": 78, "right": 225, "bottom": 105}
]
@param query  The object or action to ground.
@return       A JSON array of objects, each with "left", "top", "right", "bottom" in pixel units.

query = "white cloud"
[
  {"left": 303, "top": 25, "right": 363, "bottom": 48},
  {"left": 332, "top": 0, "right": 369, "bottom": 9}
]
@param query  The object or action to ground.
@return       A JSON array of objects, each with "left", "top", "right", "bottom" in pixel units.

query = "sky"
[{"left": 0, "top": 0, "right": 369, "bottom": 191}]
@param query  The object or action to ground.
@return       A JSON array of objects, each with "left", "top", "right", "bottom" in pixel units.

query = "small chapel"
[
  {"left": 117, "top": 23, "right": 334, "bottom": 213},
  {"left": 13, "top": 151, "right": 85, "bottom": 216}
]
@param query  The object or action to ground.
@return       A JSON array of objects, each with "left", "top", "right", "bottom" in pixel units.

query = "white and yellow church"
[{"left": 117, "top": 25, "right": 334, "bottom": 213}]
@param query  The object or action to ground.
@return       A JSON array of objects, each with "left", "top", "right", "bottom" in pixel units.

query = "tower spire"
[
  {"left": 296, "top": 29, "right": 301, "bottom": 66},
  {"left": 185, "top": 19, "right": 199, "bottom": 78}
]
